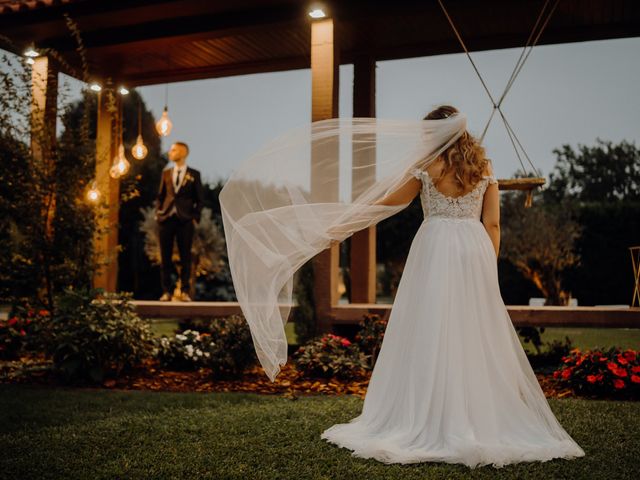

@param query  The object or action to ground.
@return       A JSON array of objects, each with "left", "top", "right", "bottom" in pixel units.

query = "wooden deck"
[{"left": 132, "top": 301, "right": 640, "bottom": 328}]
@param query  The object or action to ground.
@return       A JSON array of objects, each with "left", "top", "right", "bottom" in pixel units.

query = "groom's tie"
[{"left": 175, "top": 169, "right": 183, "bottom": 190}]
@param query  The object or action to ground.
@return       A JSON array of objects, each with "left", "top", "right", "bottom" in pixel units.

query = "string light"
[
  {"left": 86, "top": 180, "right": 101, "bottom": 203},
  {"left": 155, "top": 83, "right": 173, "bottom": 136},
  {"left": 110, "top": 97, "right": 130, "bottom": 178},
  {"left": 131, "top": 100, "right": 148, "bottom": 160}
]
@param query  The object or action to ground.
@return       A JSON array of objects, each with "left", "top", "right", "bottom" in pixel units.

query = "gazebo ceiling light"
[
  {"left": 89, "top": 83, "right": 102, "bottom": 92},
  {"left": 308, "top": 7, "right": 327, "bottom": 19},
  {"left": 23, "top": 47, "right": 39, "bottom": 57},
  {"left": 118, "top": 86, "right": 129, "bottom": 95}
]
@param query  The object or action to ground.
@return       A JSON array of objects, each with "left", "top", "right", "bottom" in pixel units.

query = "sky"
[{"left": 30, "top": 35, "right": 640, "bottom": 185}]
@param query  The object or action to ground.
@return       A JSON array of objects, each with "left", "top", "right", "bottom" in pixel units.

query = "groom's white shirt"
[{"left": 169, "top": 164, "right": 187, "bottom": 217}]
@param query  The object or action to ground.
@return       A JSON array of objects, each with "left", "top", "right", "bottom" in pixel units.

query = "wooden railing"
[{"left": 131, "top": 301, "right": 640, "bottom": 328}]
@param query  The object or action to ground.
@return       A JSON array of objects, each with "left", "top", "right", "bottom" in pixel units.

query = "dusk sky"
[{"left": 20, "top": 35, "right": 640, "bottom": 186}]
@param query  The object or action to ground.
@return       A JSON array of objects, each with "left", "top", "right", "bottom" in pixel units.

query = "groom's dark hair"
[{"left": 175, "top": 141, "right": 190, "bottom": 155}]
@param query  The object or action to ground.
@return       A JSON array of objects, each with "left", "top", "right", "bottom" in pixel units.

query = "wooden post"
[
  {"left": 350, "top": 54, "right": 377, "bottom": 303},
  {"left": 310, "top": 17, "right": 340, "bottom": 332},
  {"left": 30, "top": 56, "right": 58, "bottom": 239},
  {"left": 92, "top": 86, "right": 120, "bottom": 292}
]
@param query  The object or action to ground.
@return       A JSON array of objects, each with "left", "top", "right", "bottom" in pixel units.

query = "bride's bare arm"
[
  {"left": 481, "top": 162, "right": 500, "bottom": 257},
  {"left": 328, "top": 176, "right": 421, "bottom": 246},
  {"left": 372, "top": 177, "right": 421, "bottom": 206}
]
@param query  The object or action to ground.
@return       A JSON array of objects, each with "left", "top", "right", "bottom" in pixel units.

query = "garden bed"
[{"left": 1, "top": 352, "right": 574, "bottom": 400}]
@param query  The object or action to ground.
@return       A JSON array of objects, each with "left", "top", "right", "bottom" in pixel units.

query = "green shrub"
[
  {"left": 41, "top": 288, "right": 155, "bottom": 384},
  {"left": 205, "top": 314, "right": 257, "bottom": 378},
  {"left": 293, "top": 333, "right": 368, "bottom": 379},
  {"left": 155, "top": 329, "right": 214, "bottom": 371},
  {"left": 156, "top": 314, "right": 257, "bottom": 379},
  {"left": 354, "top": 313, "right": 388, "bottom": 369}
]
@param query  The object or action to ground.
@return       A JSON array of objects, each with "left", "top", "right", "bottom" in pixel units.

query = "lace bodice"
[{"left": 411, "top": 168, "right": 498, "bottom": 221}]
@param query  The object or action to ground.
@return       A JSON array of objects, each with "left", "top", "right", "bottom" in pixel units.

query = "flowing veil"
[{"left": 219, "top": 113, "right": 468, "bottom": 381}]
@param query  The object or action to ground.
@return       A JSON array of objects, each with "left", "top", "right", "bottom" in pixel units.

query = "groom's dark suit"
[{"left": 155, "top": 165, "right": 205, "bottom": 295}]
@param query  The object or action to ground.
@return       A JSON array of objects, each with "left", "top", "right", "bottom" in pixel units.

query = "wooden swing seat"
[{"left": 497, "top": 177, "right": 546, "bottom": 191}]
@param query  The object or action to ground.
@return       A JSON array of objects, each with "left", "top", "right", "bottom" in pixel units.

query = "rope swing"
[{"left": 437, "top": 0, "right": 561, "bottom": 207}]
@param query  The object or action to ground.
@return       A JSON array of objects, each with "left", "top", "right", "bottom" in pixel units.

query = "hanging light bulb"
[
  {"left": 155, "top": 106, "right": 172, "bottom": 137},
  {"left": 114, "top": 143, "right": 130, "bottom": 177},
  {"left": 132, "top": 135, "right": 148, "bottom": 160},
  {"left": 110, "top": 99, "right": 130, "bottom": 178},
  {"left": 155, "top": 83, "right": 173, "bottom": 136},
  {"left": 131, "top": 101, "right": 148, "bottom": 160},
  {"left": 86, "top": 180, "right": 101, "bottom": 203}
]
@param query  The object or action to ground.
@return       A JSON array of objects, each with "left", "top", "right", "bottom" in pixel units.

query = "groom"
[{"left": 155, "top": 142, "right": 204, "bottom": 302}]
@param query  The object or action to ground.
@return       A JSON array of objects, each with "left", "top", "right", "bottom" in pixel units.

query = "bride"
[
  {"left": 219, "top": 104, "right": 585, "bottom": 469},
  {"left": 319, "top": 105, "right": 585, "bottom": 468}
]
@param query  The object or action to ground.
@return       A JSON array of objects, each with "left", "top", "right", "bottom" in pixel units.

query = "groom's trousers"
[{"left": 158, "top": 214, "right": 194, "bottom": 294}]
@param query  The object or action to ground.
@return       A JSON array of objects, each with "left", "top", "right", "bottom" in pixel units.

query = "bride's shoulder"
[{"left": 482, "top": 159, "right": 498, "bottom": 185}]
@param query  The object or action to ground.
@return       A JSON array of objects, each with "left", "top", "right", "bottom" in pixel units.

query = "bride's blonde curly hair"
[{"left": 424, "top": 105, "right": 490, "bottom": 192}]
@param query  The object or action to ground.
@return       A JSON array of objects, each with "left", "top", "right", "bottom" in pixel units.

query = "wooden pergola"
[{"left": 2, "top": 0, "right": 639, "bottom": 329}]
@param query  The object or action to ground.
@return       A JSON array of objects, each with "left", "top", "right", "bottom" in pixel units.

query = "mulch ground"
[{"left": 0, "top": 353, "right": 574, "bottom": 399}]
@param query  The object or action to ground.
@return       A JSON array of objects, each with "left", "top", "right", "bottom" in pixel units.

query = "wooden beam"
[
  {"left": 92, "top": 87, "right": 120, "bottom": 292},
  {"left": 30, "top": 55, "right": 58, "bottom": 240},
  {"left": 350, "top": 54, "right": 377, "bottom": 303},
  {"left": 310, "top": 17, "right": 340, "bottom": 334},
  {"left": 329, "top": 304, "right": 640, "bottom": 329}
]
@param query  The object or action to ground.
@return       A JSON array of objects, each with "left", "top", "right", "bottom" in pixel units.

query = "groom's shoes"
[
  {"left": 176, "top": 291, "right": 192, "bottom": 302},
  {"left": 159, "top": 292, "right": 172, "bottom": 302}
]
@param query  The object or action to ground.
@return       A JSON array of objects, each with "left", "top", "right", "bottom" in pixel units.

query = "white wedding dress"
[{"left": 320, "top": 168, "right": 586, "bottom": 469}]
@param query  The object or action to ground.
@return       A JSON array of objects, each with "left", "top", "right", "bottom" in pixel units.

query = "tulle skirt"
[{"left": 320, "top": 216, "right": 585, "bottom": 468}]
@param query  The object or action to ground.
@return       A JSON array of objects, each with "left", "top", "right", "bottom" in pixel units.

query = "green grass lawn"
[{"left": 0, "top": 384, "right": 638, "bottom": 479}]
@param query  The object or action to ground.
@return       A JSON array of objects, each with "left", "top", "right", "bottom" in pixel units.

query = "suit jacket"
[{"left": 155, "top": 166, "right": 205, "bottom": 223}]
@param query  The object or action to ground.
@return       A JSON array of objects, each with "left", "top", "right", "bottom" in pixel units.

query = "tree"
[
  {"left": 544, "top": 138, "right": 640, "bottom": 204},
  {"left": 543, "top": 139, "right": 640, "bottom": 305},
  {"left": 500, "top": 188, "right": 582, "bottom": 305},
  {"left": 0, "top": 18, "right": 96, "bottom": 312}
]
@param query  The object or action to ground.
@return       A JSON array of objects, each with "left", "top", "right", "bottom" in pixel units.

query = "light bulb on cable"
[
  {"left": 110, "top": 144, "right": 130, "bottom": 178},
  {"left": 86, "top": 181, "right": 101, "bottom": 203},
  {"left": 131, "top": 135, "right": 148, "bottom": 160},
  {"left": 155, "top": 106, "right": 173, "bottom": 136}
]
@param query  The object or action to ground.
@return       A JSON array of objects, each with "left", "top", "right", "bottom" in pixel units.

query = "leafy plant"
[
  {"left": 40, "top": 287, "right": 155, "bottom": 384},
  {"left": 354, "top": 313, "right": 388, "bottom": 369},
  {"left": 293, "top": 333, "right": 368, "bottom": 379},
  {"left": 155, "top": 329, "right": 214, "bottom": 371},
  {"left": 553, "top": 347, "right": 640, "bottom": 398},
  {"left": 156, "top": 315, "right": 256, "bottom": 379}
]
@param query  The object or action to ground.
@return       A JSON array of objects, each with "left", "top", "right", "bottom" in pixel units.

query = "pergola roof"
[{"left": 1, "top": 0, "right": 638, "bottom": 86}]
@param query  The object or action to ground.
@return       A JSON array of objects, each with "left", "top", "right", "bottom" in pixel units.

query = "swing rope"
[{"left": 436, "top": 0, "right": 560, "bottom": 179}]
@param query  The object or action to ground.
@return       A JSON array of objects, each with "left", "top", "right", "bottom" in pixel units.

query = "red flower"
[
  {"left": 613, "top": 367, "right": 628, "bottom": 378},
  {"left": 561, "top": 368, "right": 573, "bottom": 380},
  {"left": 38, "top": 309, "right": 50, "bottom": 316},
  {"left": 631, "top": 375, "right": 640, "bottom": 384},
  {"left": 623, "top": 350, "right": 636, "bottom": 362},
  {"left": 586, "top": 375, "right": 597, "bottom": 384},
  {"left": 631, "top": 366, "right": 640, "bottom": 373},
  {"left": 607, "top": 362, "right": 619, "bottom": 372},
  {"left": 553, "top": 371, "right": 560, "bottom": 379},
  {"left": 7, "top": 317, "right": 18, "bottom": 327},
  {"left": 575, "top": 356, "right": 585, "bottom": 366},
  {"left": 27, "top": 309, "right": 34, "bottom": 316},
  {"left": 616, "top": 355, "right": 629, "bottom": 366},
  {"left": 20, "top": 329, "right": 26, "bottom": 336},
  {"left": 340, "top": 339, "right": 351, "bottom": 347},
  {"left": 613, "top": 379, "right": 626, "bottom": 389}
]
